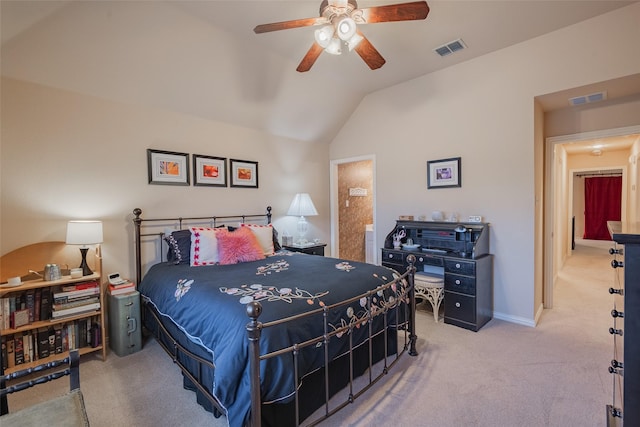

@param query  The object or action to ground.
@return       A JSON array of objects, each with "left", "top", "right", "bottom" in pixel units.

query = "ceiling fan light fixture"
[
  {"left": 347, "top": 33, "right": 363, "bottom": 51},
  {"left": 314, "top": 25, "right": 335, "bottom": 48},
  {"left": 325, "top": 37, "right": 342, "bottom": 55},
  {"left": 336, "top": 16, "right": 357, "bottom": 41}
]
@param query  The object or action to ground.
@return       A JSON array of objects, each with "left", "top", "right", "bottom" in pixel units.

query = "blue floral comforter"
[{"left": 138, "top": 251, "right": 406, "bottom": 427}]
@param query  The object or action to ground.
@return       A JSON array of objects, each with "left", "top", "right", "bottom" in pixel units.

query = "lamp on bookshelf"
[
  {"left": 66, "top": 220, "right": 103, "bottom": 276},
  {"left": 287, "top": 193, "right": 318, "bottom": 244}
]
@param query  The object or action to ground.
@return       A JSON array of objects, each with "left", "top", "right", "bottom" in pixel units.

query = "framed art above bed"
[
  {"left": 147, "top": 149, "right": 190, "bottom": 186},
  {"left": 229, "top": 159, "right": 258, "bottom": 188},
  {"left": 193, "top": 154, "right": 227, "bottom": 187}
]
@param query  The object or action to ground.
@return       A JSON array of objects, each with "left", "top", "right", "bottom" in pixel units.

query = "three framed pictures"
[{"left": 147, "top": 149, "right": 258, "bottom": 188}]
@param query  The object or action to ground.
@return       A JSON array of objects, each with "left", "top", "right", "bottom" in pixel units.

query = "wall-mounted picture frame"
[
  {"left": 147, "top": 149, "right": 190, "bottom": 185},
  {"left": 427, "top": 157, "right": 461, "bottom": 189},
  {"left": 230, "top": 159, "right": 258, "bottom": 188},
  {"left": 193, "top": 155, "right": 227, "bottom": 187}
]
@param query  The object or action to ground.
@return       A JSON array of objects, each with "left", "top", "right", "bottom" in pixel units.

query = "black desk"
[{"left": 382, "top": 220, "right": 493, "bottom": 332}]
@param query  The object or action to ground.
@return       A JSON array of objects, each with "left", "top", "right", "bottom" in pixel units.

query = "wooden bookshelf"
[{"left": 1, "top": 243, "right": 106, "bottom": 374}]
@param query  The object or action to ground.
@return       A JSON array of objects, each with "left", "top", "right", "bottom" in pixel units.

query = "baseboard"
[
  {"left": 534, "top": 303, "right": 544, "bottom": 325},
  {"left": 492, "top": 311, "right": 536, "bottom": 328}
]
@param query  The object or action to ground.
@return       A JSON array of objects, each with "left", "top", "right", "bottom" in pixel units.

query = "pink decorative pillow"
[{"left": 217, "top": 227, "right": 266, "bottom": 265}]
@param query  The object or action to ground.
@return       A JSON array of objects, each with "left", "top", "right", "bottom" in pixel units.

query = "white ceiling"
[{"left": 2, "top": 0, "right": 639, "bottom": 147}]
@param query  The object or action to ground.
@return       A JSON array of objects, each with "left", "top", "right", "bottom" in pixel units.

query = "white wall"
[
  {"left": 329, "top": 3, "right": 640, "bottom": 325},
  {"left": 1, "top": 77, "right": 330, "bottom": 280}
]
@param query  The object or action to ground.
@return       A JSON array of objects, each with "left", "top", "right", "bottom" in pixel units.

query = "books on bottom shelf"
[{"left": 1, "top": 317, "right": 102, "bottom": 370}]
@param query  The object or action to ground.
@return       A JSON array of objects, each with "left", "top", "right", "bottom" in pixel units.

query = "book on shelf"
[
  {"left": 26, "top": 289, "right": 35, "bottom": 323},
  {"left": 40, "top": 287, "right": 52, "bottom": 321},
  {"left": 34, "top": 288, "right": 41, "bottom": 323},
  {"left": 53, "top": 289, "right": 100, "bottom": 305},
  {"left": 108, "top": 282, "right": 136, "bottom": 295},
  {"left": 51, "top": 301, "right": 100, "bottom": 319},
  {"left": 7, "top": 337, "right": 15, "bottom": 368},
  {"left": 53, "top": 296, "right": 100, "bottom": 311},
  {"left": 61, "top": 280, "right": 100, "bottom": 292},
  {"left": 10, "top": 308, "right": 30, "bottom": 329},
  {"left": 1, "top": 336, "right": 7, "bottom": 370},
  {"left": 24, "top": 331, "right": 33, "bottom": 363},
  {"left": 37, "top": 327, "right": 50, "bottom": 359},
  {"left": 14, "top": 333, "right": 24, "bottom": 365},
  {"left": 54, "top": 324, "right": 63, "bottom": 354}
]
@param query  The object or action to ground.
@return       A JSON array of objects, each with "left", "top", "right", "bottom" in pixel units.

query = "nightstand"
[{"left": 284, "top": 243, "right": 327, "bottom": 256}]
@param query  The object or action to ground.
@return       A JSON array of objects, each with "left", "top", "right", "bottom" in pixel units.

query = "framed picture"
[
  {"left": 427, "top": 157, "right": 461, "bottom": 189},
  {"left": 193, "top": 155, "right": 227, "bottom": 187},
  {"left": 230, "top": 159, "right": 258, "bottom": 188},
  {"left": 147, "top": 149, "right": 190, "bottom": 185}
]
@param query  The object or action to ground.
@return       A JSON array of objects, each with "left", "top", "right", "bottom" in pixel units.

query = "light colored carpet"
[{"left": 7, "top": 239, "right": 614, "bottom": 426}]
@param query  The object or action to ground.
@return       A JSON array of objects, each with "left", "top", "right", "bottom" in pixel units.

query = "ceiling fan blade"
[
  {"left": 354, "top": 32, "right": 386, "bottom": 70},
  {"left": 296, "top": 42, "right": 325, "bottom": 72},
  {"left": 357, "top": 1, "right": 430, "bottom": 24},
  {"left": 254, "top": 17, "right": 327, "bottom": 34}
]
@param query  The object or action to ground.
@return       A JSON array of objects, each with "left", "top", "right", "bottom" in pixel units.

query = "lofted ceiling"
[{"left": 1, "top": 0, "right": 639, "bottom": 147}]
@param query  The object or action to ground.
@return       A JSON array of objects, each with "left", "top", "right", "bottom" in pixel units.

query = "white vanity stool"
[{"left": 414, "top": 272, "right": 444, "bottom": 322}]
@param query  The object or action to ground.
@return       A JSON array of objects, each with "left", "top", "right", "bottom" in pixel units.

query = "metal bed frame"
[{"left": 133, "top": 207, "right": 418, "bottom": 426}]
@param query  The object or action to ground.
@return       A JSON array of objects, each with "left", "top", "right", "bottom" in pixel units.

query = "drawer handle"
[
  {"left": 418, "top": 257, "right": 424, "bottom": 262},
  {"left": 455, "top": 263, "right": 461, "bottom": 268},
  {"left": 388, "top": 254, "right": 394, "bottom": 259},
  {"left": 455, "top": 279, "right": 461, "bottom": 285},
  {"left": 455, "top": 302, "right": 461, "bottom": 308}
]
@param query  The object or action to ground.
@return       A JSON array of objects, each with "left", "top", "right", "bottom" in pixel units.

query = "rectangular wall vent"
[
  {"left": 569, "top": 91, "right": 607, "bottom": 106},
  {"left": 434, "top": 38, "right": 466, "bottom": 57}
]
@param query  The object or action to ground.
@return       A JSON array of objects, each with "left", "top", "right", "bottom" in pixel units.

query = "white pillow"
[
  {"left": 190, "top": 227, "right": 223, "bottom": 266},
  {"left": 240, "top": 223, "right": 275, "bottom": 256}
]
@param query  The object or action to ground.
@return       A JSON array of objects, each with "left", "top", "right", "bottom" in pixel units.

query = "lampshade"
[
  {"left": 287, "top": 194, "right": 318, "bottom": 217},
  {"left": 314, "top": 25, "right": 335, "bottom": 49},
  {"left": 66, "top": 220, "right": 103, "bottom": 276},
  {"left": 66, "top": 220, "right": 104, "bottom": 245},
  {"left": 336, "top": 17, "right": 357, "bottom": 41},
  {"left": 287, "top": 194, "right": 318, "bottom": 245}
]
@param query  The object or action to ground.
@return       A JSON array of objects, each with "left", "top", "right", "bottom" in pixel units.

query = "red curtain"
[{"left": 583, "top": 176, "right": 622, "bottom": 240}]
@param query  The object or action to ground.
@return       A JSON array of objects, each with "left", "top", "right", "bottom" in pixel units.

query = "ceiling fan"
[{"left": 253, "top": 1, "right": 430, "bottom": 72}]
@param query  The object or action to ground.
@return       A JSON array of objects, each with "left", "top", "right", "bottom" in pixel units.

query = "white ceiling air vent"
[
  {"left": 434, "top": 38, "right": 466, "bottom": 57},
  {"left": 569, "top": 91, "right": 607, "bottom": 106}
]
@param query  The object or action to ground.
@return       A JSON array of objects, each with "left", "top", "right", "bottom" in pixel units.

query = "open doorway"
[
  {"left": 330, "top": 156, "right": 376, "bottom": 263},
  {"left": 544, "top": 125, "right": 640, "bottom": 309}
]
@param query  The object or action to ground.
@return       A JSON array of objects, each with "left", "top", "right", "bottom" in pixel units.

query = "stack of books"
[
  {"left": 108, "top": 279, "right": 135, "bottom": 296},
  {"left": 52, "top": 281, "right": 101, "bottom": 319}
]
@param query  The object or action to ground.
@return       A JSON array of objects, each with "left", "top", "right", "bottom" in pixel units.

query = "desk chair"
[{"left": 0, "top": 349, "right": 89, "bottom": 426}]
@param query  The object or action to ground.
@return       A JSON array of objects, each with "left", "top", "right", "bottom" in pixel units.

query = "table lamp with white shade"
[
  {"left": 287, "top": 193, "right": 318, "bottom": 244},
  {"left": 66, "top": 220, "right": 103, "bottom": 276}
]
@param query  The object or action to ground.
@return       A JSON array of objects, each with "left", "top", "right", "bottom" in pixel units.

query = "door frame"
[
  {"left": 544, "top": 125, "right": 640, "bottom": 309},
  {"left": 329, "top": 155, "right": 376, "bottom": 261}
]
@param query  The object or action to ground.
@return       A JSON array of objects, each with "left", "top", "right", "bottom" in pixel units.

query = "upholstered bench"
[{"left": 414, "top": 272, "right": 444, "bottom": 322}]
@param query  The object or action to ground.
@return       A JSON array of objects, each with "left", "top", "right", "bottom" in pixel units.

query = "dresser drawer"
[
  {"left": 444, "top": 259, "right": 475, "bottom": 276},
  {"left": 381, "top": 250, "right": 404, "bottom": 268},
  {"left": 444, "top": 274, "right": 476, "bottom": 295},
  {"left": 444, "top": 291, "right": 476, "bottom": 324}
]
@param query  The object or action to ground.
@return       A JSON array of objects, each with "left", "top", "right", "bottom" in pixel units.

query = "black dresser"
[
  {"left": 607, "top": 221, "right": 640, "bottom": 426},
  {"left": 381, "top": 220, "right": 493, "bottom": 331}
]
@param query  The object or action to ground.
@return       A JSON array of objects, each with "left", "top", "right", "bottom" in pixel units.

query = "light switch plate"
[{"left": 468, "top": 215, "right": 482, "bottom": 223}]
